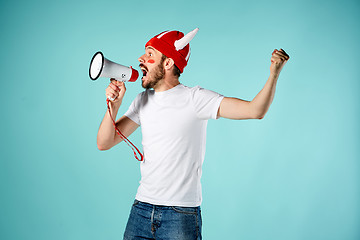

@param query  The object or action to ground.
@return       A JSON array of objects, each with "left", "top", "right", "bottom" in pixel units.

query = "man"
[{"left": 97, "top": 28, "right": 289, "bottom": 240}]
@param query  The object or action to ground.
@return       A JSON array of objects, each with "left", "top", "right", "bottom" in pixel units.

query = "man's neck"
[{"left": 153, "top": 75, "right": 180, "bottom": 92}]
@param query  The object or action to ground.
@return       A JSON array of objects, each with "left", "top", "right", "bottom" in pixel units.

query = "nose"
[{"left": 138, "top": 54, "right": 145, "bottom": 63}]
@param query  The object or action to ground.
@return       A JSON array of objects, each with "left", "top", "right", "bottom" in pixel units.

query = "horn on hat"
[{"left": 174, "top": 28, "right": 199, "bottom": 51}]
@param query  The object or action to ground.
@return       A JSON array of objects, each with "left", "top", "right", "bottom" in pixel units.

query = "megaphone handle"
[{"left": 107, "top": 79, "right": 125, "bottom": 101}]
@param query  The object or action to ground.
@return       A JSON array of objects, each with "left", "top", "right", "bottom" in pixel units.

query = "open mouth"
[{"left": 140, "top": 64, "right": 148, "bottom": 79}]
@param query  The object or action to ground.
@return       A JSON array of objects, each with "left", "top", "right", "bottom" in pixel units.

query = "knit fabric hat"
[{"left": 145, "top": 28, "right": 199, "bottom": 73}]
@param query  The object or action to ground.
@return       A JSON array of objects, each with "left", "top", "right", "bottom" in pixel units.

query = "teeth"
[{"left": 141, "top": 67, "right": 148, "bottom": 76}]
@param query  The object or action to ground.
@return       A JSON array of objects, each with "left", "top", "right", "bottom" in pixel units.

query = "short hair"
[
  {"left": 172, "top": 64, "right": 181, "bottom": 78},
  {"left": 162, "top": 54, "right": 181, "bottom": 78}
]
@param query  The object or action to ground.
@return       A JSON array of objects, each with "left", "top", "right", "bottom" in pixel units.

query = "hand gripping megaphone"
[{"left": 89, "top": 51, "right": 139, "bottom": 82}]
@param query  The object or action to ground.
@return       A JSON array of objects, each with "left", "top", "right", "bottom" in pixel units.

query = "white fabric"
[{"left": 124, "top": 84, "right": 224, "bottom": 207}]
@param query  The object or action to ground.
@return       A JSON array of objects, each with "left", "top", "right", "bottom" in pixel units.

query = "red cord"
[{"left": 106, "top": 99, "right": 144, "bottom": 161}]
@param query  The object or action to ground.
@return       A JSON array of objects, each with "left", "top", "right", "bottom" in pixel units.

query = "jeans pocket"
[{"left": 171, "top": 206, "right": 197, "bottom": 214}]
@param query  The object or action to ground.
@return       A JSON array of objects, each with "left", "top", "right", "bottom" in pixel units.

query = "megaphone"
[{"left": 89, "top": 51, "right": 139, "bottom": 82}]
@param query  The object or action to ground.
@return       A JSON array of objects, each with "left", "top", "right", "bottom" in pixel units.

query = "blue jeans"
[{"left": 123, "top": 200, "right": 202, "bottom": 240}]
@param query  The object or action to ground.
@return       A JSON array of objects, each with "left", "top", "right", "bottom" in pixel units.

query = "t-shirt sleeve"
[
  {"left": 191, "top": 86, "right": 224, "bottom": 120},
  {"left": 124, "top": 93, "right": 142, "bottom": 125}
]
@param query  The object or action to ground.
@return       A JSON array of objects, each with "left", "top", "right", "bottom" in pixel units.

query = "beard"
[{"left": 142, "top": 60, "right": 165, "bottom": 89}]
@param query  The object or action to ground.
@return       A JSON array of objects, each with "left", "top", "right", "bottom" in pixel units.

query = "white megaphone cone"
[
  {"left": 89, "top": 51, "right": 139, "bottom": 82},
  {"left": 89, "top": 51, "right": 139, "bottom": 100}
]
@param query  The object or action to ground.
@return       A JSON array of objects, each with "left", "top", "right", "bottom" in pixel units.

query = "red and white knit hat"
[{"left": 145, "top": 28, "right": 199, "bottom": 73}]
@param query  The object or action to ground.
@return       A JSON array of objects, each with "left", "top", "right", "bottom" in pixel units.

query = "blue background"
[{"left": 1, "top": 0, "right": 359, "bottom": 239}]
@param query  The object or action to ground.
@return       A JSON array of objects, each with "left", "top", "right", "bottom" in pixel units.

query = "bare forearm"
[
  {"left": 97, "top": 102, "right": 122, "bottom": 150},
  {"left": 97, "top": 79, "right": 127, "bottom": 150},
  {"left": 218, "top": 49, "right": 289, "bottom": 120},
  {"left": 250, "top": 48, "right": 289, "bottom": 118},
  {"left": 250, "top": 73, "right": 279, "bottom": 119}
]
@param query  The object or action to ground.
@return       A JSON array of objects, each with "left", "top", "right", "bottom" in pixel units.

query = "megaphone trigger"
[{"left": 107, "top": 96, "right": 116, "bottom": 101}]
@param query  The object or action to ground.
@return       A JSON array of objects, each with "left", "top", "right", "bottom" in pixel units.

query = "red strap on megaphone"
[{"left": 106, "top": 99, "right": 144, "bottom": 161}]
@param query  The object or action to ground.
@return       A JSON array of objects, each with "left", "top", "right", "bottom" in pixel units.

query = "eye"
[{"left": 149, "top": 53, "right": 153, "bottom": 57}]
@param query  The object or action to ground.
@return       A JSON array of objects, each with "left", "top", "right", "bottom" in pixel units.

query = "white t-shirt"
[{"left": 124, "top": 84, "right": 224, "bottom": 207}]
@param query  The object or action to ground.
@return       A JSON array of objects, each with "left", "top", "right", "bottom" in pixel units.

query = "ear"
[{"left": 163, "top": 58, "right": 175, "bottom": 71}]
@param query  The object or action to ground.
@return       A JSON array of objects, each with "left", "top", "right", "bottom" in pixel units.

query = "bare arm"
[
  {"left": 218, "top": 49, "right": 290, "bottom": 120},
  {"left": 97, "top": 79, "right": 139, "bottom": 150}
]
